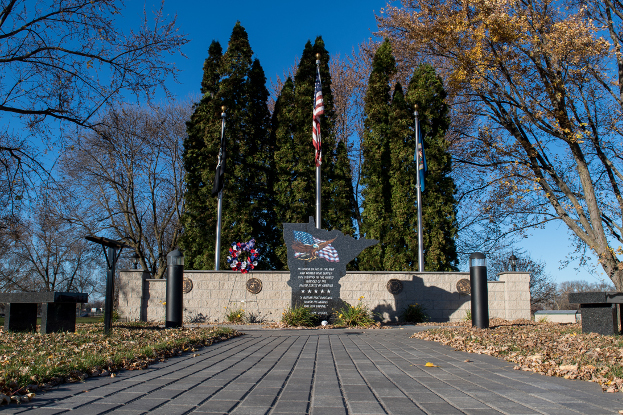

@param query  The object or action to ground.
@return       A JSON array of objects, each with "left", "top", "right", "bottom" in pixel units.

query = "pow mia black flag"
[
  {"left": 211, "top": 143, "right": 225, "bottom": 197},
  {"left": 212, "top": 107, "right": 227, "bottom": 197}
]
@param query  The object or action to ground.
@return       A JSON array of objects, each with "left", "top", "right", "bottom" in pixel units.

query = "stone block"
[
  {"left": 507, "top": 309, "right": 531, "bottom": 320},
  {"left": 5, "top": 303, "right": 37, "bottom": 332},
  {"left": 579, "top": 304, "right": 618, "bottom": 335},
  {"left": 40, "top": 303, "right": 77, "bottom": 333}
]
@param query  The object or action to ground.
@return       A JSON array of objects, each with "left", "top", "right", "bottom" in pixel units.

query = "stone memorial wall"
[{"left": 117, "top": 270, "right": 531, "bottom": 323}]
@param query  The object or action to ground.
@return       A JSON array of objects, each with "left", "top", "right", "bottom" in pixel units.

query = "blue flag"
[{"left": 414, "top": 119, "right": 427, "bottom": 192}]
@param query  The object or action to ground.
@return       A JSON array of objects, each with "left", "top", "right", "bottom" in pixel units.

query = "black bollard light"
[
  {"left": 470, "top": 252, "right": 489, "bottom": 329},
  {"left": 166, "top": 249, "right": 184, "bottom": 328}
]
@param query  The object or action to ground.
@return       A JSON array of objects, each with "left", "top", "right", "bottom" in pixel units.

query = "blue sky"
[
  {"left": 115, "top": 1, "right": 606, "bottom": 285},
  {"left": 123, "top": 1, "right": 389, "bottom": 101}
]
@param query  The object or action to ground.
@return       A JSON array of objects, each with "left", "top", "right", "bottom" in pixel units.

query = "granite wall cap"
[
  {"left": 0, "top": 292, "right": 88, "bottom": 303},
  {"left": 568, "top": 292, "right": 623, "bottom": 304}
]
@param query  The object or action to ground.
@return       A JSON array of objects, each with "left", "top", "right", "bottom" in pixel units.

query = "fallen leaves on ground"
[
  {"left": 0, "top": 323, "right": 239, "bottom": 402},
  {"left": 411, "top": 318, "right": 623, "bottom": 393}
]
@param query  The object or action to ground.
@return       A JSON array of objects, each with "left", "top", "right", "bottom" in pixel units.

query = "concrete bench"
[
  {"left": 534, "top": 310, "right": 578, "bottom": 324},
  {"left": 0, "top": 292, "right": 88, "bottom": 334},
  {"left": 568, "top": 292, "right": 623, "bottom": 335}
]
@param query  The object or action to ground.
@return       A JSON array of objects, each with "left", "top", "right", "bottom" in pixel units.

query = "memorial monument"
[{"left": 283, "top": 217, "right": 378, "bottom": 318}]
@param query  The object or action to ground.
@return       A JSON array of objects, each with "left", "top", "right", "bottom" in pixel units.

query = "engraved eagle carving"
[{"left": 291, "top": 237, "right": 336, "bottom": 261}]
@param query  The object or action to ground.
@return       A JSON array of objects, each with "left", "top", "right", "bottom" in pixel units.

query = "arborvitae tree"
[
  {"left": 359, "top": 40, "right": 396, "bottom": 270},
  {"left": 272, "top": 37, "right": 358, "bottom": 267},
  {"left": 358, "top": 44, "right": 458, "bottom": 271},
  {"left": 282, "top": 40, "right": 317, "bottom": 226},
  {"left": 180, "top": 22, "right": 275, "bottom": 270},
  {"left": 385, "top": 82, "right": 419, "bottom": 270},
  {"left": 271, "top": 77, "right": 297, "bottom": 267},
  {"left": 407, "top": 64, "right": 458, "bottom": 271},
  {"left": 246, "top": 59, "right": 280, "bottom": 269},
  {"left": 180, "top": 40, "right": 223, "bottom": 270},
  {"left": 312, "top": 37, "right": 357, "bottom": 236}
]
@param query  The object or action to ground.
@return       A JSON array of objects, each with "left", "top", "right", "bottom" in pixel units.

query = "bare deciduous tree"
[
  {"left": 0, "top": 0, "right": 188, "bottom": 128},
  {"left": 555, "top": 279, "right": 616, "bottom": 310},
  {"left": 0, "top": 195, "right": 100, "bottom": 293},
  {"left": 487, "top": 249, "right": 557, "bottom": 312},
  {"left": 61, "top": 102, "right": 189, "bottom": 278},
  {"left": 0, "top": 0, "right": 188, "bottom": 253}
]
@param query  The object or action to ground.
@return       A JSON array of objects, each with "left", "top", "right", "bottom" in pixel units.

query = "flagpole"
[
  {"left": 414, "top": 104, "right": 424, "bottom": 272},
  {"left": 215, "top": 106, "right": 226, "bottom": 270},
  {"left": 315, "top": 53, "right": 322, "bottom": 229}
]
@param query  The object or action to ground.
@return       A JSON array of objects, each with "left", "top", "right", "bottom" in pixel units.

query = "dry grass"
[
  {"left": 411, "top": 318, "right": 623, "bottom": 393},
  {"left": 0, "top": 323, "right": 239, "bottom": 403}
]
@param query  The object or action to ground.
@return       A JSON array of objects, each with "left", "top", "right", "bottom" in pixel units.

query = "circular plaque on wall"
[
  {"left": 386, "top": 279, "right": 403, "bottom": 295},
  {"left": 183, "top": 278, "right": 193, "bottom": 294},
  {"left": 246, "top": 277, "right": 262, "bottom": 294},
  {"left": 456, "top": 278, "right": 471, "bottom": 295}
]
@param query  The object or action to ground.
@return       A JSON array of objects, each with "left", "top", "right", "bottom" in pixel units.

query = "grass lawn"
[
  {"left": 0, "top": 316, "right": 102, "bottom": 326},
  {"left": 0, "top": 323, "right": 239, "bottom": 399}
]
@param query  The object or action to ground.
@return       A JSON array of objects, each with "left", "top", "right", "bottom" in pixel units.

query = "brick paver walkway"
[{"left": 6, "top": 327, "right": 623, "bottom": 414}]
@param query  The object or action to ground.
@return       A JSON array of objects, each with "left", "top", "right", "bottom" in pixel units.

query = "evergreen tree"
[
  {"left": 359, "top": 40, "right": 396, "bottom": 270},
  {"left": 407, "top": 64, "right": 458, "bottom": 271},
  {"left": 180, "top": 40, "right": 223, "bottom": 270},
  {"left": 180, "top": 22, "right": 276, "bottom": 270},
  {"left": 270, "top": 77, "right": 297, "bottom": 267},
  {"left": 271, "top": 37, "right": 358, "bottom": 267},
  {"left": 312, "top": 37, "right": 357, "bottom": 236},
  {"left": 246, "top": 58, "right": 280, "bottom": 269},
  {"left": 358, "top": 43, "right": 458, "bottom": 271},
  {"left": 385, "top": 82, "right": 420, "bottom": 270}
]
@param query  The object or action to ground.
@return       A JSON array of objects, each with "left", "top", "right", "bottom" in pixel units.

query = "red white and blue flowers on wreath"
[{"left": 227, "top": 239, "right": 259, "bottom": 273}]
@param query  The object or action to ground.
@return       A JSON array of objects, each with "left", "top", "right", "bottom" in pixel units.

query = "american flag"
[
  {"left": 312, "top": 66, "right": 324, "bottom": 167},
  {"left": 293, "top": 231, "right": 339, "bottom": 262}
]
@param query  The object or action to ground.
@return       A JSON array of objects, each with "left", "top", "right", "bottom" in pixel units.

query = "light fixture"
[{"left": 509, "top": 254, "right": 518, "bottom": 272}]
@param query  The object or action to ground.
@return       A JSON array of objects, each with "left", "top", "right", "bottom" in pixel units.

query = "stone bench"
[
  {"left": 568, "top": 292, "right": 623, "bottom": 335},
  {"left": 534, "top": 309, "right": 578, "bottom": 324},
  {"left": 0, "top": 292, "right": 88, "bottom": 334}
]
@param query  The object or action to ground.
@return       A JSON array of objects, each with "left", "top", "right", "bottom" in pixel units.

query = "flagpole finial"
[
  {"left": 414, "top": 103, "right": 419, "bottom": 116},
  {"left": 221, "top": 106, "right": 226, "bottom": 117},
  {"left": 316, "top": 53, "right": 321, "bottom": 64}
]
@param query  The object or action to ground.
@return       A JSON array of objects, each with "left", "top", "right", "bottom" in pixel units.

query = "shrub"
[
  {"left": 335, "top": 296, "right": 376, "bottom": 327},
  {"left": 101, "top": 309, "right": 120, "bottom": 323},
  {"left": 225, "top": 308, "right": 245, "bottom": 324},
  {"left": 401, "top": 303, "right": 428, "bottom": 323},
  {"left": 464, "top": 309, "right": 472, "bottom": 321},
  {"left": 281, "top": 306, "right": 317, "bottom": 327}
]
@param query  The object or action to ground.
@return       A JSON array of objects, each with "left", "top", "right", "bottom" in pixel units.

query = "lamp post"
[
  {"left": 166, "top": 249, "right": 184, "bottom": 328},
  {"left": 131, "top": 252, "right": 140, "bottom": 270},
  {"left": 509, "top": 254, "right": 517, "bottom": 272},
  {"left": 470, "top": 252, "right": 489, "bottom": 329}
]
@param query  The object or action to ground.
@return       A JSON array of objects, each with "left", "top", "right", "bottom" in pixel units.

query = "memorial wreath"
[{"left": 227, "top": 239, "right": 259, "bottom": 273}]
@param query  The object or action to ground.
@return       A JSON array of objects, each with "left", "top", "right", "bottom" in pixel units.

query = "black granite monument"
[{"left": 284, "top": 217, "right": 377, "bottom": 318}]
